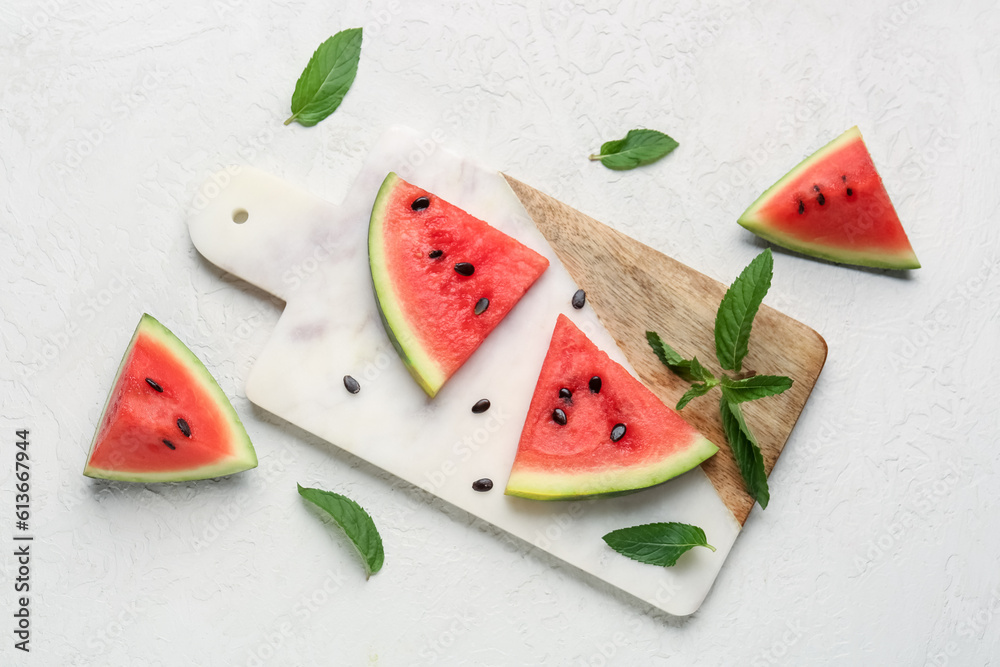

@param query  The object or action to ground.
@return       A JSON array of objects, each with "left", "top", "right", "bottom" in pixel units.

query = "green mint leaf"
[
  {"left": 718, "top": 399, "right": 769, "bottom": 509},
  {"left": 602, "top": 522, "right": 715, "bottom": 567},
  {"left": 646, "top": 331, "right": 698, "bottom": 382},
  {"left": 297, "top": 483, "right": 384, "bottom": 578},
  {"left": 721, "top": 375, "right": 793, "bottom": 403},
  {"left": 688, "top": 356, "right": 717, "bottom": 385},
  {"left": 676, "top": 382, "right": 713, "bottom": 410},
  {"left": 674, "top": 358, "right": 719, "bottom": 410},
  {"left": 588, "top": 129, "right": 678, "bottom": 171},
  {"left": 714, "top": 248, "right": 773, "bottom": 373},
  {"left": 285, "top": 28, "right": 363, "bottom": 127}
]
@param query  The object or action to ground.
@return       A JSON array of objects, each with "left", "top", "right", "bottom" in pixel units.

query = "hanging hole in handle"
[{"left": 232, "top": 208, "right": 249, "bottom": 224}]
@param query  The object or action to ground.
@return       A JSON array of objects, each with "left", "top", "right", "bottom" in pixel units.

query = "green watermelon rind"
[
  {"left": 83, "top": 313, "right": 258, "bottom": 483},
  {"left": 367, "top": 172, "right": 447, "bottom": 397},
  {"left": 737, "top": 126, "right": 921, "bottom": 270},
  {"left": 505, "top": 435, "right": 718, "bottom": 501}
]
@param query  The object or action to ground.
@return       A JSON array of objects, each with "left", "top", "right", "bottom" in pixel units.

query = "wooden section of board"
[{"left": 503, "top": 175, "right": 828, "bottom": 525}]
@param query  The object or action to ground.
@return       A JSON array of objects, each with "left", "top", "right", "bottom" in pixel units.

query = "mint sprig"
[
  {"left": 588, "top": 129, "right": 678, "bottom": 170},
  {"left": 298, "top": 483, "right": 384, "bottom": 578},
  {"left": 647, "top": 249, "right": 791, "bottom": 509},
  {"left": 285, "top": 28, "right": 363, "bottom": 127},
  {"left": 602, "top": 522, "right": 715, "bottom": 567}
]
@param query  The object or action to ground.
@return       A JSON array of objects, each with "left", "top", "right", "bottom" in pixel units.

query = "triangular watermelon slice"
[
  {"left": 84, "top": 314, "right": 258, "bottom": 482},
  {"left": 738, "top": 126, "right": 920, "bottom": 269},
  {"left": 505, "top": 315, "right": 718, "bottom": 500},
  {"left": 368, "top": 172, "right": 549, "bottom": 397}
]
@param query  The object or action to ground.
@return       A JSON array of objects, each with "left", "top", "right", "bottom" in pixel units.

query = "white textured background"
[{"left": 2, "top": 1, "right": 999, "bottom": 665}]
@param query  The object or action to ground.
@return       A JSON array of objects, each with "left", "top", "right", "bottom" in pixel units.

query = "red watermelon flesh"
[
  {"left": 369, "top": 172, "right": 549, "bottom": 397},
  {"left": 738, "top": 126, "right": 920, "bottom": 269},
  {"left": 505, "top": 315, "right": 718, "bottom": 500},
  {"left": 84, "top": 314, "right": 257, "bottom": 482}
]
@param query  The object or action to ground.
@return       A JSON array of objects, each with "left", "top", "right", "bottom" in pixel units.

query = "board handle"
[{"left": 187, "top": 166, "right": 337, "bottom": 301}]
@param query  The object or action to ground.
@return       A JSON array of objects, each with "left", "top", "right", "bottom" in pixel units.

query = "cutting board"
[{"left": 187, "top": 127, "right": 826, "bottom": 615}]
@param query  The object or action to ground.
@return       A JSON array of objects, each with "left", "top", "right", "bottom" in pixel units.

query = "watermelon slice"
[
  {"left": 84, "top": 314, "right": 257, "bottom": 482},
  {"left": 368, "top": 172, "right": 549, "bottom": 397},
  {"left": 738, "top": 126, "right": 920, "bottom": 269},
  {"left": 505, "top": 315, "right": 718, "bottom": 500}
]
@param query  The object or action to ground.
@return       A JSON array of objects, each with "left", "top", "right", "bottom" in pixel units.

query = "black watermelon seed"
[
  {"left": 472, "top": 478, "right": 493, "bottom": 492},
  {"left": 454, "top": 262, "right": 475, "bottom": 276},
  {"left": 145, "top": 378, "right": 163, "bottom": 392},
  {"left": 552, "top": 408, "right": 567, "bottom": 425},
  {"left": 558, "top": 387, "right": 572, "bottom": 401},
  {"left": 411, "top": 196, "right": 430, "bottom": 211},
  {"left": 472, "top": 399, "right": 491, "bottom": 413},
  {"left": 429, "top": 249, "right": 443, "bottom": 259},
  {"left": 474, "top": 297, "right": 489, "bottom": 315},
  {"left": 589, "top": 376, "right": 602, "bottom": 393},
  {"left": 610, "top": 423, "right": 626, "bottom": 442},
  {"left": 846, "top": 187, "right": 853, "bottom": 196},
  {"left": 162, "top": 439, "right": 176, "bottom": 450},
  {"left": 176, "top": 418, "right": 191, "bottom": 438},
  {"left": 343, "top": 375, "right": 361, "bottom": 394},
  {"left": 797, "top": 199, "right": 805, "bottom": 215},
  {"left": 571, "top": 289, "right": 586, "bottom": 309},
  {"left": 813, "top": 185, "right": 825, "bottom": 206}
]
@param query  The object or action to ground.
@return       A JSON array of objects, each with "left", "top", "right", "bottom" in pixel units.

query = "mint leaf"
[
  {"left": 646, "top": 331, "right": 699, "bottom": 381},
  {"left": 718, "top": 399, "right": 769, "bottom": 509},
  {"left": 285, "top": 28, "right": 363, "bottom": 127},
  {"left": 676, "top": 382, "right": 713, "bottom": 410},
  {"left": 297, "top": 483, "right": 384, "bottom": 578},
  {"left": 674, "top": 358, "right": 718, "bottom": 410},
  {"left": 714, "top": 248, "right": 773, "bottom": 373},
  {"left": 589, "top": 129, "right": 678, "bottom": 171},
  {"left": 721, "top": 375, "right": 793, "bottom": 403},
  {"left": 688, "top": 357, "right": 716, "bottom": 384},
  {"left": 602, "top": 522, "right": 715, "bottom": 567}
]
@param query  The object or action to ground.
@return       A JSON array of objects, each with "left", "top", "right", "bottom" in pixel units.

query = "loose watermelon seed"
[
  {"left": 589, "top": 376, "right": 602, "bottom": 393},
  {"left": 552, "top": 408, "right": 567, "bottom": 425},
  {"left": 797, "top": 200, "right": 805, "bottom": 215},
  {"left": 429, "top": 249, "right": 443, "bottom": 258},
  {"left": 572, "top": 289, "right": 586, "bottom": 309},
  {"left": 176, "top": 418, "right": 191, "bottom": 438},
  {"left": 472, "top": 478, "right": 493, "bottom": 492},
  {"left": 610, "top": 423, "right": 626, "bottom": 442},
  {"left": 454, "top": 262, "right": 475, "bottom": 276},
  {"left": 343, "top": 375, "right": 361, "bottom": 394},
  {"left": 411, "top": 196, "right": 430, "bottom": 211},
  {"left": 472, "top": 399, "right": 491, "bottom": 413},
  {"left": 813, "top": 185, "right": 825, "bottom": 206},
  {"left": 474, "top": 298, "right": 489, "bottom": 315},
  {"left": 558, "top": 388, "right": 572, "bottom": 402},
  {"left": 145, "top": 378, "right": 163, "bottom": 392},
  {"left": 162, "top": 439, "right": 176, "bottom": 450}
]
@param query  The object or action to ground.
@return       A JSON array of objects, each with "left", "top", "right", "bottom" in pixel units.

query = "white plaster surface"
[{"left": 2, "top": 0, "right": 999, "bottom": 664}]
